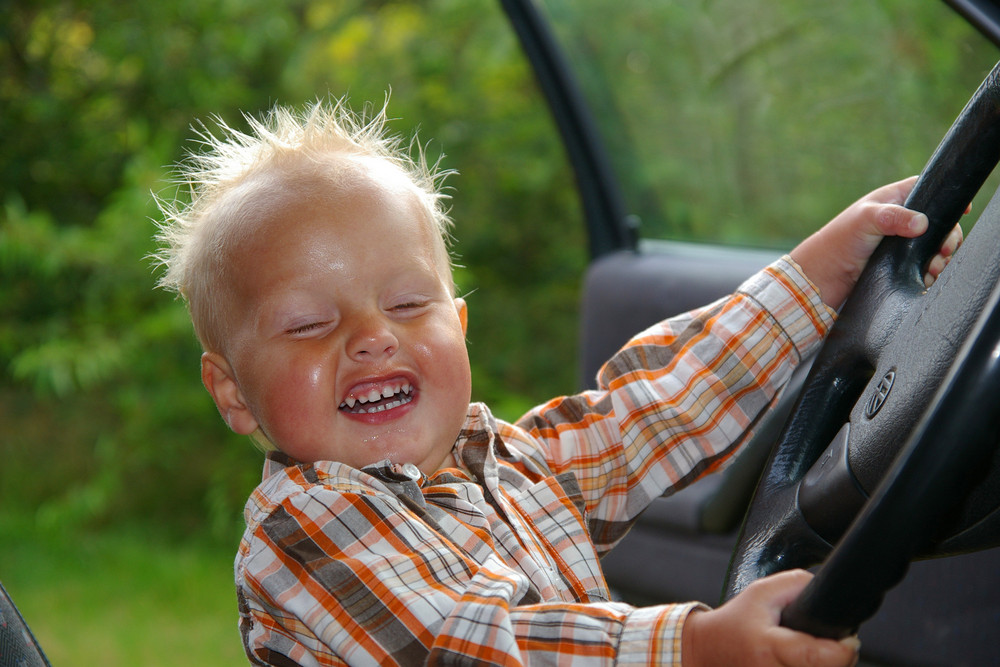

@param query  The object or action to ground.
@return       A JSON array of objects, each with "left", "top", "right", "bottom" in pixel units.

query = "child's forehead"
[
  {"left": 213, "top": 156, "right": 414, "bottom": 242},
  {"left": 214, "top": 153, "right": 448, "bottom": 271},
  {"left": 246, "top": 155, "right": 421, "bottom": 216}
]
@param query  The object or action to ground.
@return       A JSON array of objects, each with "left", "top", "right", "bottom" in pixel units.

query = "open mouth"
[{"left": 339, "top": 381, "right": 414, "bottom": 414}]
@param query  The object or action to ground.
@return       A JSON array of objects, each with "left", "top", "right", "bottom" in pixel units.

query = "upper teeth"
[{"left": 341, "top": 382, "right": 412, "bottom": 409}]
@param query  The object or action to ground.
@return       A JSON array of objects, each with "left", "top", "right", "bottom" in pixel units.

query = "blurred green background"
[{"left": 1, "top": 0, "right": 996, "bottom": 663}]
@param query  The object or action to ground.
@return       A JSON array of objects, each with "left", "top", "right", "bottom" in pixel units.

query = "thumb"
[{"left": 869, "top": 204, "right": 927, "bottom": 240}]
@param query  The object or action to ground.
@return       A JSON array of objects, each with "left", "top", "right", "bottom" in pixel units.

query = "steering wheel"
[{"left": 723, "top": 60, "right": 1000, "bottom": 638}]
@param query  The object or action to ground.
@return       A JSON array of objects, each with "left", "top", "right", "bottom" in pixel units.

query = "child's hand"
[
  {"left": 681, "top": 570, "right": 859, "bottom": 667},
  {"left": 790, "top": 176, "right": 964, "bottom": 310}
]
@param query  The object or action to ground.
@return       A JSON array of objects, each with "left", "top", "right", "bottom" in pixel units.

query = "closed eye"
[
  {"left": 390, "top": 299, "right": 430, "bottom": 312},
  {"left": 287, "top": 321, "right": 331, "bottom": 335}
]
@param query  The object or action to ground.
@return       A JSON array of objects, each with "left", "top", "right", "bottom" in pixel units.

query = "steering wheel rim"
[{"left": 722, "top": 60, "right": 1000, "bottom": 636}]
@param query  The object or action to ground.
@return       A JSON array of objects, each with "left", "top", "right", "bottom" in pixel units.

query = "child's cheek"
[{"left": 258, "top": 357, "right": 329, "bottom": 434}]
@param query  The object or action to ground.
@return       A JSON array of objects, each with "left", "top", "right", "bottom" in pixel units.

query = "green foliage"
[
  {"left": 543, "top": 0, "right": 999, "bottom": 247},
  {"left": 1, "top": 0, "right": 582, "bottom": 544}
]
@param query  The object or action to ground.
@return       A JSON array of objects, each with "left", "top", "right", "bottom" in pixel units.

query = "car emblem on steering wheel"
[{"left": 865, "top": 369, "right": 896, "bottom": 418}]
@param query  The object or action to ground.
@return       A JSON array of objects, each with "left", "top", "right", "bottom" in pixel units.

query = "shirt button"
[{"left": 401, "top": 463, "right": 422, "bottom": 481}]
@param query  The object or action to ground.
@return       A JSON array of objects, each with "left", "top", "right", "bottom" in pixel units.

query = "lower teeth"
[{"left": 349, "top": 393, "right": 412, "bottom": 414}]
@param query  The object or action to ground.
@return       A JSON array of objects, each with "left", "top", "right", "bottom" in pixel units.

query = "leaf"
[{"left": 11, "top": 334, "right": 126, "bottom": 396}]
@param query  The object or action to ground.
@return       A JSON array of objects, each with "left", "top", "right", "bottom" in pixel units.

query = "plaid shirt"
[{"left": 236, "top": 257, "right": 834, "bottom": 666}]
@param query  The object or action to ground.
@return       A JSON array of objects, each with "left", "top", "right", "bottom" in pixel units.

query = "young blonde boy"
[{"left": 155, "top": 100, "right": 959, "bottom": 666}]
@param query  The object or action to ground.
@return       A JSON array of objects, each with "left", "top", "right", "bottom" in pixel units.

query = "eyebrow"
[{"left": 250, "top": 289, "right": 322, "bottom": 334}]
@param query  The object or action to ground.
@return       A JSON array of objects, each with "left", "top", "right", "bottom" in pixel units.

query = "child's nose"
[{"left": 346, "top": 315, "right": 398, "bottom": 361}]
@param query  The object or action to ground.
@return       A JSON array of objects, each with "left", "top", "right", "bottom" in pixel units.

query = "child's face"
[{"left": 202, "top": 159, "right": 472, "bottom": 474}]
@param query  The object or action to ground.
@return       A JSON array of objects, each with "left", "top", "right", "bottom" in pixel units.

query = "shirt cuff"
[
  {"left": 737, "top": 255, "right": 837, "bottom": 360},
  {"left": 616, "top": 601, "right": 708, "bottom": 665}
]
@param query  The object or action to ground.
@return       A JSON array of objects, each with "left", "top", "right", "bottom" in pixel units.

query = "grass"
[{"left": 0, "top": 512, "right": 247, "bottom": 666}]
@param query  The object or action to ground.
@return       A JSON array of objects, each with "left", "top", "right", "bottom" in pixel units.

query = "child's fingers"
[
  {"left": 870, "top": 203, "right": 928, "bottom": 239},
  {"left": 941, "top": 223, "right": 964, "bottom": 257},
  {"left": 870, "top": 204, "right": 966, "bottom": 250},
  {"left": 751, "top": 571, "right": 860, "bottom": 666},
  {"left": 925, "top": 255, "right": 947, "bottom": 287},
  {"left": 924, "top": 223, "right": 963, "bottom": 287},
  {"left": 771, "top": 628, "right": 861, "bottom": 667},
  {"left": 840, "top": 636, "right": 862, "bottom": 652},
  {"left": 742, "top": 568, "right": 814, "bottom": 610}
]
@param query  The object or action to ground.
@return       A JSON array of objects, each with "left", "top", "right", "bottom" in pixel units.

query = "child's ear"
[
  {"left": 201, "top": 352, "right": 260, "bottom": 436},
  {"left": 454, "top": 297, "right": 468, "bottom": 335}
]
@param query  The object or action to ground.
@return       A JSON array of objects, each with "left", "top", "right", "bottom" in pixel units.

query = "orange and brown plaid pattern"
[{"left": 236, "top": 257, "right": 834, "bottom": 666}]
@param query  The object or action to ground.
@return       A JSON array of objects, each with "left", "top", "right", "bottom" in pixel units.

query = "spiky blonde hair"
[{"left": 152, "top": 98, "right": 456, "bottom": 354}]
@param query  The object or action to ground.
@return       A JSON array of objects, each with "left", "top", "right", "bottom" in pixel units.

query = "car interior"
[
  {"left": 500, "top": 0, "right": 1000, "bottom": 665},
  {"left": 0, "top": 582, "right": 50, "bottom": 666}
]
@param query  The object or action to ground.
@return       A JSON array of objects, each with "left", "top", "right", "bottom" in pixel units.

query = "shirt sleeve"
[
  {"left": 238, "top": 481, "right": 707, "bottom": 666},
  {"left": 513, "top": 256, "right": 836, "bottom": 550}
]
